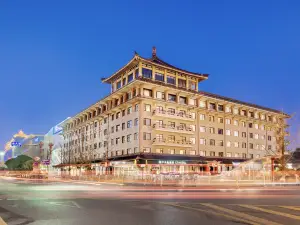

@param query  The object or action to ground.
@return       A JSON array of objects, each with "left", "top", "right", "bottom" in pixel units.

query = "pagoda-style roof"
[{"left": 102, "top": 47, "right": 209, "bottom": 83}]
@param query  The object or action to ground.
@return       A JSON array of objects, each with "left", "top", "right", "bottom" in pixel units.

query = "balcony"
[
  {"left": 153, "top": 124, "right": 195, "bottom": 134},
  {"left": 152, "top": 110, "right": 194, "bottom": 121},
  {"left": 152, "top": 138, "right": 194, "bottom": 147}
]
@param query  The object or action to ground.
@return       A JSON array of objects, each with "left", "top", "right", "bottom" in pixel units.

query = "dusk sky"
[{"left": 0, "top": 0, "right": 299, "bottom": 149}]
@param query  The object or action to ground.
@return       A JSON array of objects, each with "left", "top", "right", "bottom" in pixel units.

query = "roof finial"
[{"left": 152, "top": 46, "right": 156, "bottom": 57}]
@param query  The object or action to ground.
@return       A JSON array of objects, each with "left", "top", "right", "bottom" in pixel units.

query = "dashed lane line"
[
  {"left": 239, "top": 205, "right": 300, "bottom": 221},
  {"left": 279, "top": 206, "right": 300, "bottom": 211},
  {"left": 201, "top": 203, "right": 281, "bottom": 225},
  {"left": 159, "top": 202, "right": 260, "bottom": 225}
]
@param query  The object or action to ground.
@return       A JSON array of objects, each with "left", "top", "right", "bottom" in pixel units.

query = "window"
[
  {"left": 210, "top": 139, "right": 215, "bottom": 146},
  {"left": 233, "top": 120, "right": 239, "bottom": 126},
  {"left": 242, "top": 142, "right": 247, "bottom": 148},
  {"left": 209, "top": 115, "right": 214, "bottom": 122},
  {"left": 233, "top": 108, "right": 239, "bottom": 114},
  {"left": 234, "top": 131, "right": 239, "bottom": 137},
  {"left": 156, "top": 91, "right": 165, "bottom": 99},
  {"left": 218, "top": 105, "right": 224, "bottom": 111},
  {"left": 254, "top": 134, "right": 259, "bottom": 139},
  {"left": 122, "top": 136, "right": 125, "bottom": 143},
  {"left": 190, "top": 150, "right": 196, "bottom": 155},
  {"left": 209, "top": 103, "right": 216, "bottom": 110},
  {"left": 226, "top": 152, "right": 232, "bottom": 157},
  {"left": 127, "top": 107, "right": 132, "bottom": 115},
  {"left": 225, "top": 106, "right": 232, "bottom": 113},
  {"left": 219, "top": 140, "right": 224, "bottom": 146},
  {"left": 127, "top": 120, "right": 132, "bottom": 128},
  {"left": 168, "top": 94, "right": 176, "bottom": 102},
  {"left": 122, "top": 109, "right": 126, "bottom": 116},
  {"left": 111, "top": 126, "right": 114, "bottom": 133},
  {"left": 218, "top": 117, "right": 224, "bottom": 123},
  {"left": 190, "top": 137, "right": 196, "bottom": 144},
  {"left": 225, "top": 118, "right": 231, "bottom": 124},
  {"left": 254, "top": 124, "right": 259, "bottom": 129},
  {"left": 169, "top": 149, "right": 175, "bottom": 154},
  {"left": 268, "top": 136, "right": 272, "bottom": 141},
  {"left": 249, "top": 133, "right": 253, "bottom": 138},
  {"left": 122, "top": 123, "right": 125, "bottom": 130},
  {"left": 128, "top": 73, "right": 133, "bottom": 83},
  {"left": 167, "top": 75, "right": 175, "bottom": 85},
  {"left": 249, "top": 143, "right": 254, "bottom": 149},
  {"left": 234, "top": 153, "right": 240, "bottom": 158},
  {"left": 142, "top": 68, "right": 152, "bottom": 79},
  {"left": 117, "top": 81, "right": 122, "bottom": 89},
  {"left": 268, "top": 145, "right": 272, "bottom": 150},
  {"left": 144, "top": 118, "right": 151, "bottom": 126},
  {"left": 200, "top": 138, "right": 206, "bottom": 145},
  {"left": 94, "top": 143, "right": 97, "bottom": 150},
  {"left": 200, "top": 126, "right": 206, "bottom": 132},
  {"left": 189, "top": 81, "right": 196, "bottom": 90},
  {"left": 122, "top": 78, "right": 126, "bottom": 86},
  {"left": 143, "top": 147, "right": 151, "bottom": 153},
  {"left": 134, "top": 118, "right": 139, "bottom": 126},
  {"left": 127, "top": 134, "right": 132, "bottom": 142},
  {"left": 179, "top": 150, "right": 186, "bottom": 155},
  {"left": 98, "top": 142, "right": 102, "bottom": 148},
  {"left": 168, "top": 108, "right": 175, "bottom": 115},
  {"left": 209, "top": 127, "right": 215, "bottom": 134},
  {"left": 134, "top": 104, "right": 139, "bottom": 112},
  {"left": 226, "top": 141, "right": 231, "bottom": 147},
  {"left": 155, "top": 73, "right": 164, "bottom": 82},
  {"left": 143, "top": 88, "right": 152, "bottom": 97},
  {"left": 104, "top": 129, "right": 108, "bottom": 135},
  {"left": 242, "top": 132, "right": 246, "bottom": 138},
  {"left": 168, "top": 121, "right": 175, "bottom": 128},
  {"left": 261, "top": 145, "right": 266, "bottom": 150},
  {"left": 144, "top": 104, "right": 151, "bottom": 112},
  {"left": 116, "top": 112, "right": 120, "bottom": 119},
  {"left": 219, "top": 152, "right": 224, "bottom": 157},
  {"left": 234, "top": 142, "right": 239, "bottom": 148},
  {"left": 134, "top": 147, "right": 138, "bottom": 153},
  {"left": 156, "top": 148, "right": 163, "bottom": 154},
  {"left": 143, "top": 132, "right": 151, "bottom": 140},
  {"left": 260, "top": 125, "right": 265, "bottom": 131},
  {"left": 241, "top": 110, "right": 247, "bottom": 116},
  {"left": 261, "top": 135, "right": 265, "bottom": 140},
  {"left": 189, "top": 99, "right": 196, "bottom": 105},
  {"left": 210, "top": 151, "right": 215, "bottom": 156},
  {"left": 249, "top": 123, "right": 253, "bottom": 128},
  {"left": 111, "top": 139, "right": 114, "bottom": 146},
  {"left": 134, "top": 133, "right": 138, "bottom": 140},
  {"left": 200, "top": 151, "right": 206, "bottom": 156},
  {"left": 178, "top": 79, "right": 186, "bottom": 88},
  {"left": 200, "top": 114, "right": 205, "bottom": 120},
  {"left": 218, "top": 128, "right": 223, "bottom": 135},
  {"left": 116, "top": 137, "right": 120, "bottom": 145},
  {"left": 241, "top": 121, "right": 246, "bottom": 127},
  {"left": 226, "top": 129, "right": 231, "bottom": 136},
  {"left": 261, "top": 114, "right": 265, "bottom": 120},
  {"left": 199, "top": 101, "right": 206, "bottom": 108},
  {"left": 179, "top": 96, "right": 187, "bottom": 104}
]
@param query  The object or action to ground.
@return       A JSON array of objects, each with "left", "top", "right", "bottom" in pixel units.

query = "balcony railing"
[
  {"left": 152, "top": 110, "right": 194, "bottom": 121},
  {"left": 153, "top": 124, "right": 195, "bottom": 134},
  {"left": 152, "top": 138, "right": 194, "bottom": 147}
]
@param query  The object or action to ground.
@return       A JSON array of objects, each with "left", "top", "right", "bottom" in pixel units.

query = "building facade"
[{"left": 62, "top": 47, "right": 289, "bottom": 174}]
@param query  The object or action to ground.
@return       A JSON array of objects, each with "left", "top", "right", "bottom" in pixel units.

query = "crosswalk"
[{"left": 161, "top": 202, "right": 300, "bottom": 225}]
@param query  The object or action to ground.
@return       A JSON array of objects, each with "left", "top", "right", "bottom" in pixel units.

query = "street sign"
[{"left": 11, "top": 142, "right": 21, "bottom": 147}]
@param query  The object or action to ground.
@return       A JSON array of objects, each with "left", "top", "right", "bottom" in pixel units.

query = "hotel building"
[{"left": 62, "top": 47, "right": 289, "bottom": 174}]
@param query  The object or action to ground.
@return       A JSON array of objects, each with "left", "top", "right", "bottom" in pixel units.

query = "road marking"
[
  {"left": 0, "top": 217, "right": 7, "bottom": 225},
  {"left": 279, "top": 206, "right": 300, "bottom": 211},
  {"left": 46, "top": 201, "right": 81, "bottom": 209},
  {"left": 160, "top": 202, "right": 260, "bottom": 225},
  {"left": 202, "top": 203, "right": 281, "bottom": 225},
  {"left": 239, "top": 205, "right": 300, "bottom": 221}
]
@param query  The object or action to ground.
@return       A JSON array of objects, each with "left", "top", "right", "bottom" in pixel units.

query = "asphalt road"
[{"left": 1, "top": 177, "right": 300, "bottom": 225}]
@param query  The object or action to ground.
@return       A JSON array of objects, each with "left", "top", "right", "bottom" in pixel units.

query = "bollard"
[{"left": 160, "top": 174, "right": 163, "bottom": 187}]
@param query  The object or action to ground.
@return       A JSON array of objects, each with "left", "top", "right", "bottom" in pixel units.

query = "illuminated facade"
[
  {"left": 63, "top": 47, "right": 289, "bottom": 174},
  {"left": 44, "top": 117, "right": 70, "bottom": 166},
  {"left": 4, "top": 130, "right": 44, "bottom": 161}
]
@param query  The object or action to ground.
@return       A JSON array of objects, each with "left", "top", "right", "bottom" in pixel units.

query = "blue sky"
[{"left": 0, "top": 0, "right": 299, "bottom": 149}]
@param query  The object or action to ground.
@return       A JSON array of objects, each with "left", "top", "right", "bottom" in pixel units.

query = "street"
[{"left": 0, "top": 177, "right": 300, "bottom": 225}]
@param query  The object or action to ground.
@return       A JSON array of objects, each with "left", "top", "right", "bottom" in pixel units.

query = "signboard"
[
  {"left": 42, "top": 160, "right": 50, "bottom": 165},
  {"left": 158, "top": 160, "right": 187, "bottom": 165},
  {"left": 11, "top": 142, "right": 21, "bottom": 147}
]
